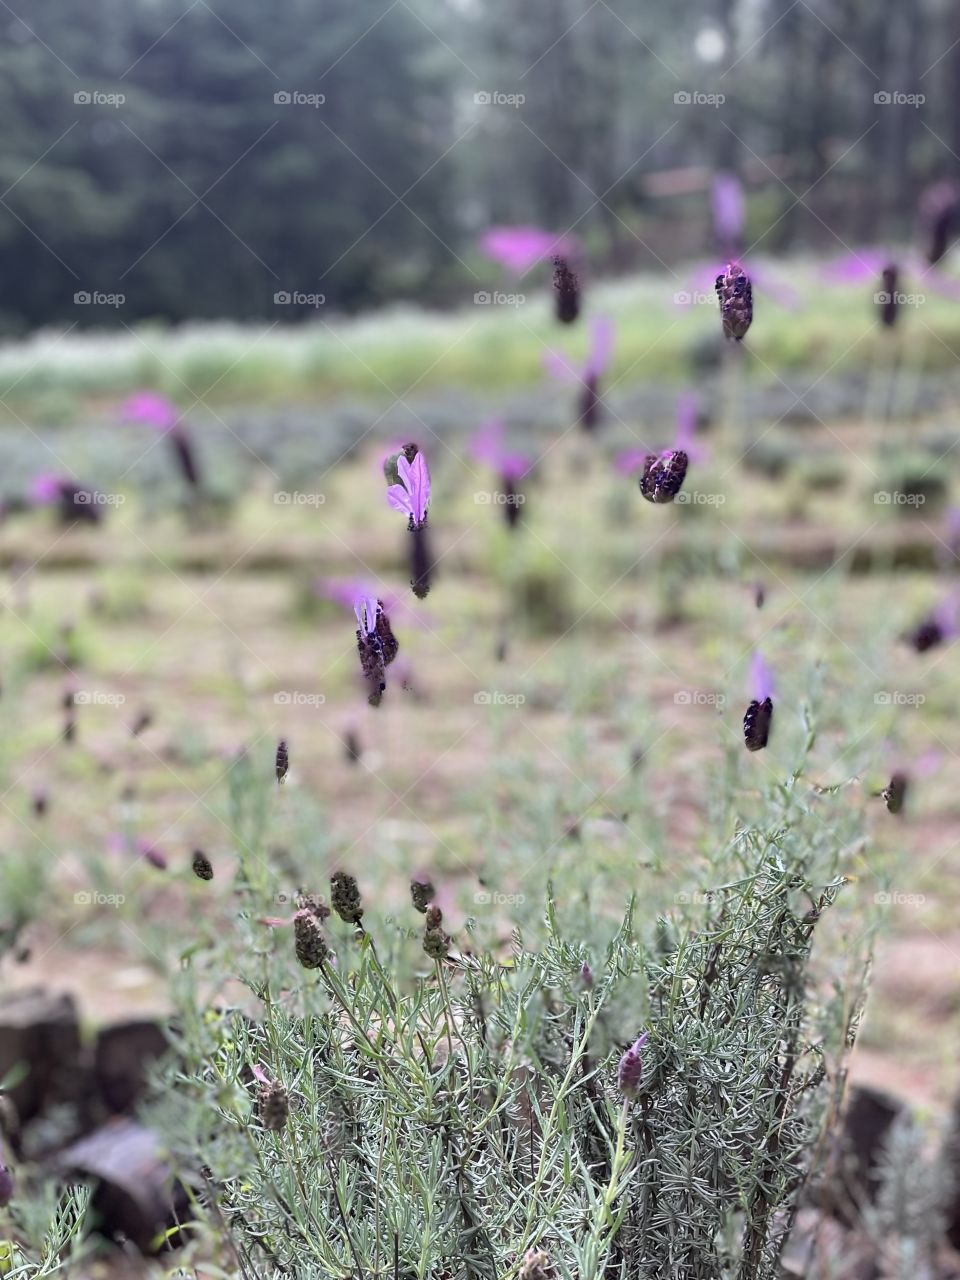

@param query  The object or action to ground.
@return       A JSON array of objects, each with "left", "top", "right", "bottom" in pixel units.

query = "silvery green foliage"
[
  {"left": 0, "top": 1183, "right": 91, "bottom": 1278},
  {"left": 865, "top": 1115, "right": 947, "bottom": 1279},
  {"left": 157, "top": 700, "right": 873, "bottom": 1280}
]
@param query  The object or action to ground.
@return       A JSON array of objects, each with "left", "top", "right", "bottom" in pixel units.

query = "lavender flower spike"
[
  {"left": 618, "top": 1031, "right": 649, "bottom": 1099},
  {"left": 354, "top": 596, "right": 398, "bottom": 705},
  {"left": 715, "top": 261, "right": 753, "bottom": 341},
  {"left": 711, "top": 171, "right": 745, "bottom": 256},
  {"left": 743, "top": 652, "right": 774, "bottom": 751}
]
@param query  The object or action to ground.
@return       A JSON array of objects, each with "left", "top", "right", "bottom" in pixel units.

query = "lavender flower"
[
  {"left": 545, "top": 316, "right": 615, "bottom": 433},
  {"left": 386, "top": 446, "right": 432, "bottom": 597},
  {"left": 410, "top": 875, "right": 435, "bottom": 914},
  {"left": 122, "top": 391, "right": 201, "bottom": 490},
  {"left": 905, "top": 594, "right": 959, "bottom": 652},
  {"left": 30, "top": 474, "right": 103, "bottom": 525},
  {"left": 882, "top": 771, "right": 908, "bottom": 815},
  {"left": 879, "top": 263, "right": 899, "bottom": 328},
  {"left": 294, "top": 907, "right": 329, "bottom": 969},
  {"left": 275, "top": 739, "right": 289, "bottom": 785},
  {"left": 821, "top": 249, "right": 960, "bottom": 302},
  {"left": 552, "top": 255, "right": 580, "bottom": 325},
  {"left": 617, "top": 1030, "right": 649, "bottom": 1098},
  {"left": 354, "top": 596, "right": 398, "bottom": 706},
  {"left": 639, "top": 450, "right": 689, "bottom": 504},
  {"left": 743, "top": 652, "right": 774, "bottom": 751},
  {"left": 192, "top": 849, "right": 214, "bottom": 880},
  {"left": 711, "top": 171, "right": 745, "bottom": 256},
  {"left": 715, "top": 261, "right": 753, "bottom": 340},
  {"left": 330, "top": 870, "right": 363, "bottom": 924},
  {"left": 469, "top": 419, "right": 531, "bottom": 526}
]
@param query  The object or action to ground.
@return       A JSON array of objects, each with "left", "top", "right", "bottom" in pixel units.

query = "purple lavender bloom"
[
  {"left": 120, "top": 391, "right": 179, "bottom": 433},
  {"left": 468, "top": 419, "right": 531, "bottom": 481},
  {"left": 639, "top": 450, "right": 689, "bottom": 504},
  {"left": 617, "top": 1031, "right": 649, "bottom": 1099},
  {"left": 545, "top": 316, "right": 614, "bottom": 432},
  {"left": 821, "top": 249, "right": 960, "bottom": 301},
  {"left": 29, "top": 473, "right": 102, "bottom": 525},
  {"left": 711, "top": 171, "right": 745, "bottom": 255},
  {"left": 386, "top": 449, "right": 430, "bottom": 531},
  {"left": 919, "top": 180, "right": 960, "bottom": 266},
  {"left": 906, "top": 592, "right": 960, "bottom": 652},
  {"left": 479, "top": 226, "right": 576, "bottom": 277},
  {"left": 743, "top": 652, "right": 774, "bottom": 751},
  {"left": 319, "top": 577, "right": 403, "bottom": 617},
  {"left": 354, "top": 595, "right": 399, "bottom": 704},
  {"left": 678, "top": 260, "right": 800, "bottom": 312},
  {"left": 29, "top": 472, "right": 65, "bottom": 504},
  {"left": 716, "top": 261, "right": 753, "bottom": 340}
]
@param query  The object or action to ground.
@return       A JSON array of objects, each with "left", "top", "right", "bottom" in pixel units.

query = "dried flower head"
[
  {"left": 275, "top": 740, "right": 289, "bottom": 784},
  {"left": 257, "top": 1081, "right": 290, "bottom": 1131},
  {"left": 410, "top": 877, "right": 435, "bottom": 914},
  {"left": 519, "top": 1248, "right": 554, "bottom": 1280},
  {"left": 639, "top": 450, "right": 689, "bottom": 504},
  {"left": 330, "top": 871, "right": 363, "bottom": 924},
  {"left": 294, "top": 908, "right": 329, "bottom": 969},
  {"left": 552, "top": 255, "right": 580, "bottom": 324},
  {"left": 919, "top": 179, "right": 960, "bottom": 266},
  {"left": 422, "top": 923, "right": 448, "bottom": 960},
  {"left": 618, "top": 1031, "right": 649, "bottom": 1099},
  {"left": 715, "top": 261, "right": 753, "bottom": 340},
  {"left": 192, "top": 850, "right": 214, "bottom": 881},
  {"left": 882, "top": 772, "right": 908, "bottom": 815}
]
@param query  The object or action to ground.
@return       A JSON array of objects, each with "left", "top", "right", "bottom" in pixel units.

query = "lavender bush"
[{"left": 154, "top": 680, "right": 875, "bottom": 1280}]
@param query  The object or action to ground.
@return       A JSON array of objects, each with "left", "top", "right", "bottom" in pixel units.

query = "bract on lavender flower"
[
  {"left": 743, "top": 652, "right": 773, "bottom": 751},
  {"left": 354, "top": 595, "right": 398, "bottom": 706},
  {"left": 478, "top": 226, "right": 576, "bottom": 277},
  {"left": 715, "top": 262, "right": 753, "bottom": 340}
]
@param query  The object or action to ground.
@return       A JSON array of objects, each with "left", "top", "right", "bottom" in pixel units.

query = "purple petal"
[
  {"left": 614, "top": 447, "right": 653, "bottom": 475},
  {"left": 121, "top": 391, "right": 179, "bottom": 433},
  {"left": 399, "top": 451, "right": 430, "bottom": 525},
  {"left": 543, "top": 349, "right": 580, "bottom": 383},
  {"left": 584, "top": 315, "right": 615, "bottom": 379},
  {"left": 353, "top": 595, "right": 378, "bottom": 635},
  {"left": 29, "top": 472, "right": 63, "bottom": 504},
  {"left": 468, "top": 419, "right": 505, "bottom": 469},
  {"left": 711, "top": 171, "right": 745, "bottom": 249},
  {"left": 820, "top": 250, "right": 891, "bottom": 285},
  {"left": 479, "top": 225, "right": 574, "bottom": 276},
  {"left": 386, "top": 484, "right": 413, "bottom": 517},
  {"left": 750, "top": 651, "right": 773, "bottom": 702}
]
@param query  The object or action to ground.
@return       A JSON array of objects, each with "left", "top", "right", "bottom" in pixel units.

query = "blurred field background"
[{"left": 2, "top": 0, "right": 960, "bottom": 1274}]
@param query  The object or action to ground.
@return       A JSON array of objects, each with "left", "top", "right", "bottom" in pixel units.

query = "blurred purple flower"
[
  {"left": 29, "top": 472, "right": 65, "bottom": 504},
  {"left": 821, "top": 249, "right": 960, "bottom": 301},
  {"left": 319, "top": 576, "right": 404, "bottom": 617},
  {"left": 479, "top": 226, "right": 576, "bottom": 276},
  {"left": 711, "top": 171, "right": 745, "bottom": 253},
  {"left": 545, "top": 316, "right": 615, "bottom": 431},
  {"left": 468, "top": 419, "right": 531, "bottom": 481},
  {"left": 387, "top": 449, "right": 430, "bottom": 530},
  {"left": 121, "top": 391, "right": 179, "bottom": 433},
  {"left": 744, "top": 652, "right": 774, "bottom": 752},
  {"left": 615, "top": 392, "right": 706, "bottom": 475}
]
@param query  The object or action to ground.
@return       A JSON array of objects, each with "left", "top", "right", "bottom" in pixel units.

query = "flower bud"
[
  {"left": 715, "top": 262, "right": 753, "bottom": 340},
  {"left": 330, "top": 871, "right": 363, "bottom": 924},
  {"left": 294, "top": 908, "right": 329, "bottom": 969}
]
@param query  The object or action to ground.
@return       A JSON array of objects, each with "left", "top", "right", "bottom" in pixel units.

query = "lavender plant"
[{"left": 155, "top": 678, "right": 874, "bottom": 1280}]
